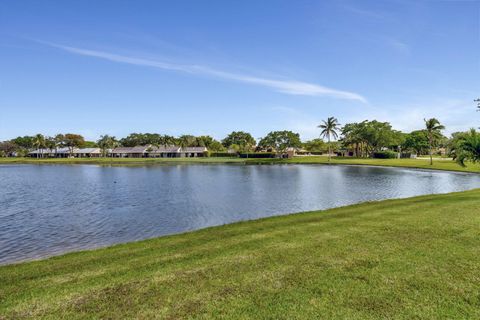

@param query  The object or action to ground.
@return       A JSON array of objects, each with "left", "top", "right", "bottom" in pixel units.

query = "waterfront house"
[
  {"left": 29, "top": 147, "right": 102, "bottom": 158},
  {"left": 148, "top": 146, "right": 182, "bottom": 158},
  {"left": 73, "top": 148, "right": 102, "bottom": 158},
  {"left": 110, "top": 146, "right": 149, "bottom": 158},
  {"left": 29, "top": 147, "right": 70, "bottom": 158},
  {"left": 29, "top": 145, "right": 208, "bottom": 158},
  {"left": 181, "top": 147, "right": 208, "bottom": 157}
]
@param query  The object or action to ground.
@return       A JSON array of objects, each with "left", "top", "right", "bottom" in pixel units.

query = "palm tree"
[
  {"left": 424, "top": 118, "right": 445, "bottom": 165},
  {"left": 33, "top": 134, "right": 45, "bottom": 159},
  {"left": 318, "top": 117, "right": 340, "bottom": 163},
  {"left": 45, "top": 137, "right": 56, "bottom": 158},
  {"left": 456, "top": 129, "right": 480, "bottom": 166},
  {"left": 54, "top": 134, "right": 65, "bottom": 157}
]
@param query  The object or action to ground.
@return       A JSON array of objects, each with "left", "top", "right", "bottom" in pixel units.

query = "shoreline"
[
  {"left": 1, "top": 188, "right": 479, "bottom": 318},
  {"left": 0, "top": 156, "right": 478, "bottom": 174},
  {"left": 1, "top": 185, "right": 479, "bottom": 267}
]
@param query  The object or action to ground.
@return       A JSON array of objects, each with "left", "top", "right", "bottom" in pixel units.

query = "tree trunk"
[
  {"left": 328, "top": 136, "right": 331, "bottom": 163},
  {"left": 429, "top": 135, "right": 433, "bottom": 165}
]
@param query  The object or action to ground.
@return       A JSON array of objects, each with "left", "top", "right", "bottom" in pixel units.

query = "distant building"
[
  {"left": 110, "top": 145, "right": 208, "bottom": 158},
  {"left": 180, "top": 147, "right": 208, "bottom": 157},
  {"left": 73, "top": 148, "right": 102, "bottom": 158},
  {"left": 29, "top": 147, "right": 102, "bottom": 158},
  {"left": 148, "top": 146, "right": 182, "bottom": 158},
  {"left": 110, "top": 146, "right": 149, "bottom": 158}
]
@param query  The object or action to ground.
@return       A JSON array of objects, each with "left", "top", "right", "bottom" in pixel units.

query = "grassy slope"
[
  {"left": 1, "top": 156, "right": 479, "bottom": 173},
  {"left": 1, "top": 190, "right": 480, "bottom": 319}
]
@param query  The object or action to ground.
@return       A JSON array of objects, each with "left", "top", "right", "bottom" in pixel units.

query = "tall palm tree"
[
  {"left": 318, "top": 117, "right": 340, "bottom": 163},
  {"left": 45, "top": 137, "right": 56, "bottom": 158},
  {"left": 424, "top": 118, "right": 445, "bottom": 165},
  {"left": 33, "top": 134, "right": 45, "bottom": 159}
]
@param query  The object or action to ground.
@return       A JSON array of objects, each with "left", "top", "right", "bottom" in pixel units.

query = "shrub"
[
  {"left": 239, "top": 152, "right": 276, "bottom": 158},
  {"left": 372, "top": 151, "right": 398, "bottom": 159},
  {"left": 210, "top": 152, "right": 237, "bottom": 157}
]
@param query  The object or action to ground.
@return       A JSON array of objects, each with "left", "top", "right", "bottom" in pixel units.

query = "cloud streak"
[{"left": 47, "top": 43, "right": 367, "bottom": 103}]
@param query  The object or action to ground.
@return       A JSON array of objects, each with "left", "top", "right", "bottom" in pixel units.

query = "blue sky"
[{"left": 0, "top": 0, "right": 479, "bottom": 141}]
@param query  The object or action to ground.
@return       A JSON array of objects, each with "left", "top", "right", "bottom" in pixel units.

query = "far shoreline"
[{"left": 0, "top": 156, "right": 479, "bottom": 174}]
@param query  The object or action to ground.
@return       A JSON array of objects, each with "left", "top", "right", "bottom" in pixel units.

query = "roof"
[
  {"left": 149, "top": 146, "right": 182, "bottom": 153},
  {"left": 73, "top": 148, "right": 101, "bottom": 154},
  {"left": 29, "top": 147, "right": 70, "bottom": 154},
  {"left": 182, "top": 147, "right": 208, "bottom": 152},
  {"left": 111, "top": 146, "right": 148, "bottom": 154}
]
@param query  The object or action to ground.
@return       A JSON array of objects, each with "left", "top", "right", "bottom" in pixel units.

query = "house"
[
  {"left": 147, "top": 146, "right": 208, "bottom": 158},
  {"left": 110, "top": 146, "right": 149, "bottom": 158},
  {"left": 73, "top": 148, "right": 102, "bottom": 158},
  {"left": 148, "top": 146, "right": 182, "bottom": 158},
  {"left": 29, "top": 147, "right": 102, "bottom": 158},
  {"left": 181, "top": 147, "right": 208, "bottom": 157},
  {"left": 29, "top": 145, "right": 209, "bottom": 158},
  {"left": 29, "top": 147, "right": 70, "bottom": 158}
]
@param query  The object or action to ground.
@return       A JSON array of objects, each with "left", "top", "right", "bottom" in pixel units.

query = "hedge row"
[
  {"left": 372, "top": 151, "right": 398, "bottom": 159},
  {"left": 239, "top": 153, "right": 276, "bottom": 158},
  {"left": 209, "top": 152, "right": 237, "bottom": 157}
]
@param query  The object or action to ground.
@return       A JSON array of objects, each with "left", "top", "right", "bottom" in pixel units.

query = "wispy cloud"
[
  {"left": 341, "top": 4, "right": 388, "bottom": 21},
  {"left": 45, "top": 42, "right": 367, "bottom": 103},
  {"left": 386, "top": 38, "right": 411, "bottom": 55}
]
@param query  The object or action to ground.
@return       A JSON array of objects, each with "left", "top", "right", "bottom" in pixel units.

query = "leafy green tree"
[
  {"left": 453, "top": 129, "right": 480, "bottom": 166},
  {"left": 83, "top": 141, "right": 98, "bottom": 148},
  {"left": 402, "top": 130, "right": 429, "bottom": 155},
  {"left": 340, "top": 123, "right": 365, "bottom": 157},
  {"left": 424, "top": 118, "right": 445, "bottom": 165},
  {"left": 222, "top": 131, "right": 256, "bottom": 152},
  {"left": 64, "top": 134, "right": 85, "bottom": 157},
  {"left": 12, "top": 136, "right": 34, "bottom": 149},
  {"left": 195, "top": 136, "right": 225, "bottom": 151},
  {"left": 318, "top": 117, "right": 340, "bottom": 162},
  {"left": 258, "top": 131, "right": 302, "bottom": 154},
  {"left": 341, "top": 120, "right": 401, "bottom": 157},
  {"left": 302, "top": 139, "right": 327, "bottom": 153},
  {"left": 120, "top": 133, "right": 148, "bottom": 147}
]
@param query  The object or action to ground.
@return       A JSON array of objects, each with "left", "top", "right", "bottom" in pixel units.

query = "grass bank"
[
  {"left": 1, "top": 189, "right": 480, "bottom": 319},
  {"left": 1, "top": 156, "right": 479, "bottom": 173}
]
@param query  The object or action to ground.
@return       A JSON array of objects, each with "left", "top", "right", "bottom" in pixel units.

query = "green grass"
[
  {"left": 1, "top": 156, "right": 478, "bottom": 173},
  {"left": 283, "top": 156, "right": 480, "bottom": 173},
  {"left": 1, "top": 189, "right": 480, "bottom": 319}
]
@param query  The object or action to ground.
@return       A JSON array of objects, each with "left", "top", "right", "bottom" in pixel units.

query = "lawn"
[
  {"left": 1, "top": 156, "right": 479, "bottom": 174},
  {"left": 1, "top": 189, "right": 480, "bottom": 319}
]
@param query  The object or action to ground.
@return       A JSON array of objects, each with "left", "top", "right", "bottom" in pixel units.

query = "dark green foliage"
[
  {"left": 210, "top": 152, "right": 237, "bottom": 157},
  {"left": 258, "top": 131, "right": 301, "bottom": 152},
  {"left": 239, "top": 152, "right": 275, "bottom": 158},
  {"left": 302, "top": 138, "right": 327, "bottom": 152},
  {"left": 221, "top": 131, "right": 256, "bottom": 151},
  {"left": 372, "top": 151, "right": 398, "bottom": 159},
  {"left": 402, "top": 130, "right": 429, "bottom": 154},
  {"left": 341, "top": 120, "right": 404, "bottom": 157},
  {"left": 454, "top": 129, "right": 480, "bottom": 166}
]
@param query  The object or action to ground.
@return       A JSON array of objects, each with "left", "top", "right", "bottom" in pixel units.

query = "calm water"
[{"left": 1, "top": 164, "right": 479, "bottom": 265}]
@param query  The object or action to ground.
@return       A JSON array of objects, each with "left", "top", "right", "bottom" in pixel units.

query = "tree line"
[{"left": 0, "top": 120, "right": 478, "bottom": 166}]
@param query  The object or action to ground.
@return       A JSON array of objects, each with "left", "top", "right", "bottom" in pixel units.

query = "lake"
[{"left": 1, "top": 164, "right": 480, "bottom": 265}]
